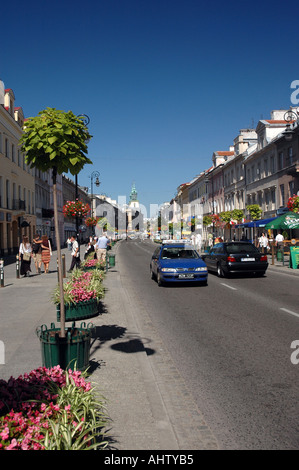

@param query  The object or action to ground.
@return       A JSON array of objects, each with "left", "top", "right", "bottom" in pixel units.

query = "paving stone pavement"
[{"left": 0, "top": 243, "right": 219, "bottom": 450}]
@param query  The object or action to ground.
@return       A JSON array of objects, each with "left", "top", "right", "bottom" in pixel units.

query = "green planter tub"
[
  {"left": 56, "top": 299, "right": 99, "bottom": 322},
  {"left": 36, "top": 322, "right": 95, "bottom": 371}
]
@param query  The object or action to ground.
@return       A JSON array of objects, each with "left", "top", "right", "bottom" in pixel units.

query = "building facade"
[{"left": 0, "top": 83, "right": 36, "bottom": 255}]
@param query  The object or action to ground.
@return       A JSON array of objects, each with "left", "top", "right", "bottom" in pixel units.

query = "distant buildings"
[{"left": 164, "top": 109, "right": 299, "bottom": 243}]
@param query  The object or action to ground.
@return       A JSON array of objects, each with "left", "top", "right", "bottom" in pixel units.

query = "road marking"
[
  {"left": 280, "top": 308, "right": 299, "bottom": 319},
  {"left": 220, "top": 283, "right": 237, "bottom": 290}
]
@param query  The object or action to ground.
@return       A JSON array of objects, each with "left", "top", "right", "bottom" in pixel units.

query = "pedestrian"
[
  {"left": 68, "top": 234, "right": 81, "bottom": 272},
  {"left": 19, "top": 236, "right": 32, "bottom": 277},
  {"left": 195, "top": 233, "right": 202, "bottom": 253},
  {"left": 84, "top": 239, "right": 95, "bottom": 259},
  {"left": 258, "top": 232, "right": 269, "bottom": 253},
  {"left": 32, "top": 234, "right": 43, "bottom": 274},
  {"left": 41, "top": 235, "right": 52, "bottom": 273},
  {"left": 66, "top": 237, "right": 72, "bottom": 251},
  {"left": 96, "top": 232, "right": 110, "bottom": 263},
  {"left": 275, "top": 231, "right": 284, "bottom": 247}
]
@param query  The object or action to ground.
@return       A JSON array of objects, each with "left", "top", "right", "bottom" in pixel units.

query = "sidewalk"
[{"left": 0, "top": 243, "right": 219, "bottom": 450}]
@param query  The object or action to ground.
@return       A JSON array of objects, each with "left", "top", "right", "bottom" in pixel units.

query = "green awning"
[{"left": 264, "top": 212, "right": 299, "bottom": 230}]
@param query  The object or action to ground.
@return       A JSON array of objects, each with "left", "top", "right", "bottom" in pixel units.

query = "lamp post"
[
  {"left": 283, "top": 108, "right": 299, "bottom": 141},
  {"left": 89, "top": 171, "right": 101, "bottom": 219},
  {"left": 75, "top": 114, "right": 90, "bottom": 248}
]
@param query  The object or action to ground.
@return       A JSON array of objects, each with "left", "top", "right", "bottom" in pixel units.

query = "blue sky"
[{"left": 1, "top": 0, "right": 298, "bottom": 217}]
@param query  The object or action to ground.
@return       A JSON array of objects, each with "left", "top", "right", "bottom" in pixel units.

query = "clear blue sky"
[{"left": 1, "top": 0, "right": 298, "bottom": 217}]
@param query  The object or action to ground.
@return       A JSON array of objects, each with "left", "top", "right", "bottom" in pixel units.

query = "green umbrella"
[{"left": 265, "top": 212, "right": 299, "bottom": 230}]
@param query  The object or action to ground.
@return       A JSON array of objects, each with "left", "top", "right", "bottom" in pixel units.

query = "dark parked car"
[
  {"left": 201, "top": 241, "right": 268, "bottom": 277},
  {"left": 150, "top": 242, "right": 208, "bottom": 286}
]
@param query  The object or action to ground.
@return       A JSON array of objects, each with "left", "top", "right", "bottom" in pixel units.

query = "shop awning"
[{"left": 236, "top": 217, "right": 277, "bottom": 228}]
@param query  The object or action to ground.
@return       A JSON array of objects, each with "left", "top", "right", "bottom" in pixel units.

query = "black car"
[{"left": 201, "top": 241, "right": 268, "bottom": 277}]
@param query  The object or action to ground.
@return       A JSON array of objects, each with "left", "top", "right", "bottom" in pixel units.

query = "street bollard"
[
  {"left": 0, "top": 259, "right": 4, "bottom": 287},
  {"left": 62, "top": 254, "right": 66, "bottom": 278},
  {"left": 16, "top": 254, "right": 20, "bottom": 279}
]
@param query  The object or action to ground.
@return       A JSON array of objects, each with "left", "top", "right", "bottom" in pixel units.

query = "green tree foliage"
[
  {"left": 20, "top": 108, "right": 92, "bottom": 174},
  {"left": 246, "top": 204, "right": 262, "bottom": 220}
]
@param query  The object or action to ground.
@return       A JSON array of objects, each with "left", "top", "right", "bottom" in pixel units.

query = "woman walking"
[
  {"left": 19, "top": 236, "right": 32, "bottom": 277},
  {"left": 41, "top": 235, "right": 52, "bottom": 273}
]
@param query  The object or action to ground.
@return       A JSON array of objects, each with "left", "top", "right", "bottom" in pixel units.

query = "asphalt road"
[{"left": 117, "top": 239, "right": 299, "bottom": 450}]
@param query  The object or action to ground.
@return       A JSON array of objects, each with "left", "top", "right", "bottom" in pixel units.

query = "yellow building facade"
[{"left": 0, "top": 84, "right": 36, "bottom": 255}]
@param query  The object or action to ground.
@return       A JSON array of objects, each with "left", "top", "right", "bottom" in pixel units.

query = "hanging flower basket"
[
  {"left": 287, "top": 195, "right": 299, "bottom": 213},
  {"left": 85, "top": 216, "right": 98, "bottom": 227},
  {"left": 63, "top": 200, "right": 90, "bottom": 218}
]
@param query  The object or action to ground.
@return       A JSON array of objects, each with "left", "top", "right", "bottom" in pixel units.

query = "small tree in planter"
[
  {"left": 20, "top": 108, "right": 92, "bottom": 339},
  {"left": 246, "top": 204, "right": 262, "bottom": 220}
]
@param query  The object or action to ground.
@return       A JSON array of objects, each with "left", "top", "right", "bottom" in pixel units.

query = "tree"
[
  {"left": 231, "top": 209, "right": 244, "bottom": 222},
  {"left": 246, "top": 204, "right": 262, "bottom": 220},
  {"left": 20, "top": 108, "right": 92, "bottom": 338}
]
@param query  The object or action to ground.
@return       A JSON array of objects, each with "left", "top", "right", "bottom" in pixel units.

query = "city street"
[
  {"left": 118, "top": 239, "right": 299, "bottom": 450},
  {"left": 0, "top": 239, "right": 298, "bottom": 450}
]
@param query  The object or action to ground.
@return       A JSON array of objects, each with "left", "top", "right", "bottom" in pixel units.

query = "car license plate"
[
  {"left": 241, "top": 258, "right": 255, "bottom": 261},
  {"left": 178, "top": 273, "right": 194, "bottom": 279}
]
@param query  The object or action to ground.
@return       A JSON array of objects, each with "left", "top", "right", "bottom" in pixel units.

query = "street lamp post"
[
  {"left": 75, "top": 114, "right": 90, "bottom": 250},
  {"left": 89, "top": 171, "right": 101, "bottom": 219},
  {"left": 283, "top": 108, "right": 299, "bottom": 141}
]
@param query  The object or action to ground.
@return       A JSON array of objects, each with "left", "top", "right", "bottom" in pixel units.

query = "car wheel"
[
  {"left": 157, "top": 272, "right": 164, "bottom": 287},
  {"left": 150, "top": 267, "right": 155, "bottom": 279},
  {"left": 217, "top": 263, "right": 225, "bottom": 278}
]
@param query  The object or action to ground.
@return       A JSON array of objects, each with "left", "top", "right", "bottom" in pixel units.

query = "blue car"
[{"left": 150, "top": 243, "right": 208, "bottom": 286}]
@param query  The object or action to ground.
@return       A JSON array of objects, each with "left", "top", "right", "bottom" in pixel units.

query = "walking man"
[
  {"left": 68, "top": 235, "right": 80, "bottom": 272},
  {"left": 96, "top": 232, "right": 110, "bottom": 263}
]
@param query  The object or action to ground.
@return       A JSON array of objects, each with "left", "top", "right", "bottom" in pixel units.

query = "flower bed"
[
  {"left": 0, "top": 366, "right": 108, "bottom": 450},
  {"left": 53, "top": 269, "right": 105, "bottom": 306},
  {"left": 81, "top": 257, "right": 106, "bottom": 271}
]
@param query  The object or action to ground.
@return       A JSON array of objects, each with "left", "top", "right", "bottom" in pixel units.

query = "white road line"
[
  {"left": 220, "top": 283, "right": 237, "bottom": 291},
  {"left": 280, "top": 308, "right": 299, "bottom": 319}
]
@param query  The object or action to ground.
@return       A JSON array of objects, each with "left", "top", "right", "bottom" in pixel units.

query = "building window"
[
  {"left": 270, "top": 156, "right": 275, "bottom": 174},
  {"left": 12, "top": 144, "right": 15, "bottom": 163},
  {"left": 264, "top": 159, "right": 268, "bottom": 177},
  {"left": 289, "top": 181, "right": 295, "bottom": 197},
  {"left": 271, "top": 188, "right": 276, "bottom": 208},
  {"left": 280, "top": 184, "right": 285, "bottom": 207},
  {"left": 278, "top": 152, "right": 284, "bottom": 170},
  {"left": 287, "top": 147, "right": 293, "bottom": 165},
  {"left": 5, "top": 138, "right": 9, "bottom": 158}
]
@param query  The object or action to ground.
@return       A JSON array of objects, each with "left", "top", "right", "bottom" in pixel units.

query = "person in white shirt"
[
  {"left": 275, "top": 232, "right": 284, "bottom": 247},
  {"left": 258, "top": 232, "right": 269, "bottom": 253},
  {"left": 19, "top": 236, "right": 32, "bottom": 277},
  {"left": 68, "top": 235, "right": 81, "bottom": 272}
]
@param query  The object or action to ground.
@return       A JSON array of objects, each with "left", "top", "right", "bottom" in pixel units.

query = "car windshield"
[
  {"left": 161, "top": 247, "right": 199, "bottom": 259},
  {"left": 225, "top": 243, "right": 258, "bottom": 254}
]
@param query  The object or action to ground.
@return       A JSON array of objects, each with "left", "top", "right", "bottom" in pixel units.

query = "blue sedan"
[{"left": 150, "top": 243, "right": 208, "bottom": 286}]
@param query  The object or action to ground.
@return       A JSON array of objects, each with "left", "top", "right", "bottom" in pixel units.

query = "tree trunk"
[{"left": 52, "top": 167, "right": 66, "bottom": 338}]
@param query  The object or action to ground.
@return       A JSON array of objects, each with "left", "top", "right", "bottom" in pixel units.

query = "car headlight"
[
  {"left": 195, "top": 267, "right": 208, "bottom": 272},
  {"left": 161, "top": 268, "right": 177, "bottom": 272}
]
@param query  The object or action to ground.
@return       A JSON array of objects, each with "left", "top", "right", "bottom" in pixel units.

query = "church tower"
[
  {"left": 127, "top": 183, "right": 141, "bottom": 232},
  {"left": 129, "top": 182, "right": 139, "bottom": 209}
]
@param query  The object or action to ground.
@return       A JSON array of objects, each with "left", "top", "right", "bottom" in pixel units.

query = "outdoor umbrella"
[{"left": 264, "top": 212, "right": 299, "bottom": 230}]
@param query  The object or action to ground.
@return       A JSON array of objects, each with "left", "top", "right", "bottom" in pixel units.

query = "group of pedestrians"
[
  {"left": 19, "top": 234, "right": 52, "bottom": 277},
  {"left": 67, "top": 232, "right": 111, "bottom": 272}
]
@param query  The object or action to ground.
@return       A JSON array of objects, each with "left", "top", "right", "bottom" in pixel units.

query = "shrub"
[{"left": 0, "top": 366, "right": 109, "bottom": 450}]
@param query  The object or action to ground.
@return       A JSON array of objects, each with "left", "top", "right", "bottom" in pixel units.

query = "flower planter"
[
  {"left": 36, "top": 322, "right": 95, "bottom": 371},
  {"left": 56, "top": 298, "right": 99, "bottom": 322}
]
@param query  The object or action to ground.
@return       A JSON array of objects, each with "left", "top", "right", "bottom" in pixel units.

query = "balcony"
[{"left": 12, "top": 199, "right": 26, "bottom": 211}]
